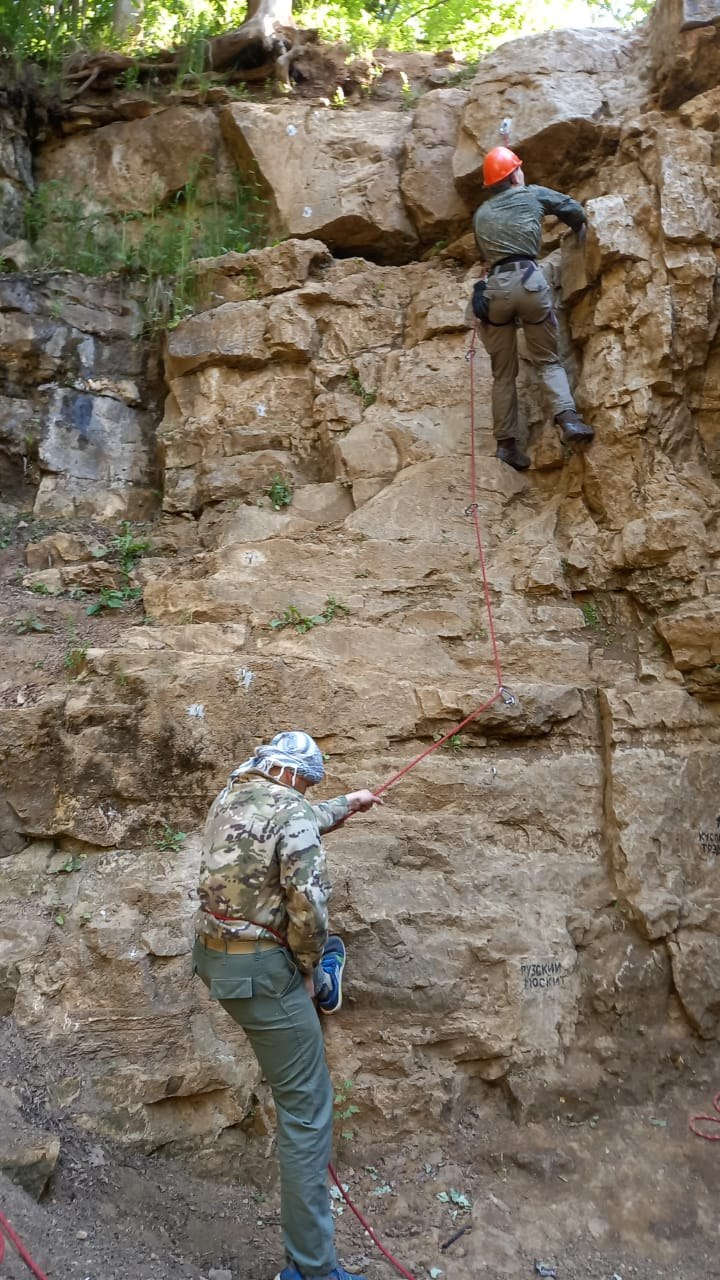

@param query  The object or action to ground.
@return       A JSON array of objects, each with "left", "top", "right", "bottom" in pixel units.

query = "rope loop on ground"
[{"left": 689, "top": 1092, "right": 720, "bottom": 1140}]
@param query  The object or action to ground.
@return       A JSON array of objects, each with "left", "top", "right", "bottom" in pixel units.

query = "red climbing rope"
[
  {"left": 371, "top": 330, "right": 509, "bottom": 801},
  {"left": 327, "top": 330, "right": 504, "bottom": 1280},
  {"left": 689, "top": 1092, "right": 720, "bottom": 1140},
  {"left": 466, "top": 327, "right": 504, "bottom": 691},
  {"left": 0, "top": 1209, "right": 50, "bottom": 1280},
  {"left": 328, "top": 1163, "right": 417, "bottom": 1280}
]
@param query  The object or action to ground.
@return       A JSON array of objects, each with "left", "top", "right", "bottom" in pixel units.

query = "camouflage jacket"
[{"left": 196, "top": 773, "right": 350, "bottom": 973}]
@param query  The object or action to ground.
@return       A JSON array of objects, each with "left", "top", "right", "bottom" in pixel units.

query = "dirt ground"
[{"left": 1, "top": 1013, "right": 719, "bottom": 1280}]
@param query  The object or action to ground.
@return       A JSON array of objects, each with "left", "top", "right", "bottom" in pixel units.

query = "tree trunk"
[
  {"left": 113, "top": 0, "right": 144, "bottom": 40},
  {"left": 207, "top": 0, "right": 298, "bottom": 80}
]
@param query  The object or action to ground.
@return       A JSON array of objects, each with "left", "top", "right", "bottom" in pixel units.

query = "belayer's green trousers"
[{"left": 193, "top": 939, "right": 336, "bottom": 1278}]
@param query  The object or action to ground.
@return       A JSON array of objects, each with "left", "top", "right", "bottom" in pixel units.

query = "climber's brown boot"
[
  {"left": 496, "top": 438, "right": 530, "bottom": 471},
  {"left": 555, "top": 411, "right": 594, "bottom": 444}
]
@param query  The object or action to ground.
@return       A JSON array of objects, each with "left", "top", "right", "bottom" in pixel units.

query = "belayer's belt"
[
  {"left": 199, "top": 934, "right": 280, "bottom": 954},
  {"left": 200, "top": 908, "right": 290, "bottom": 947},
  {"left": 489, "top": 257, "right": 536, "bottom": 276}
]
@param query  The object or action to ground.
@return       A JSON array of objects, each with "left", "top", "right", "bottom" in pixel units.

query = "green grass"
[{"left": 24, "top": 165, "right": 268, "bottom": 332}]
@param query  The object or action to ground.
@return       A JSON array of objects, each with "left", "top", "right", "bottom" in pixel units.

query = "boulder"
[
  {"left": 453, "top": 29, "right": 644, "bottom": 201},
  {"left": 0, "top": 1096, "right": 60, "bottom": 1199},
  {"left": 220, "top": 102, "right": 418, "bottom": 259},
  {"left": 35, "top": 388, "right": 157, "bottom": 519},
  {"left": 400, "top": 88, "right": 471, "bottom": 240},
  {"left": 650, "top": 0, "right": 720, "bottom": 107},
  {"left": 37, "top": 106, "right": 232, "bottom": 216}
]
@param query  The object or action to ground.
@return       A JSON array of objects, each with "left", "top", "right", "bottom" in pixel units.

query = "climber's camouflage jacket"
[{"left": 196, "top": 773, "right": 349, "bottom": 973}]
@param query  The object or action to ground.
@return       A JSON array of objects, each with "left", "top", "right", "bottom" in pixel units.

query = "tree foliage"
[{"left": 0, "top": 0, "right": 653, "bottom": 64}]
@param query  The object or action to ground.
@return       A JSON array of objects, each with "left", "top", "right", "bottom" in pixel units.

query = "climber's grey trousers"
[
  {"left": 192, "top": 940, "right": 336, "bottom": 1279},
  {"left": 479, "top": 261, "right": 577, "bottom": 440}
]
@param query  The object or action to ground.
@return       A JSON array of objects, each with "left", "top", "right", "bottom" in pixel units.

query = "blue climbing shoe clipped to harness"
[
  {"left": 275, "top": 1267, "right": 367, "bottom": 1280},
  {"left": 317, "top": 936, "right": 346, "bottom": 1015}
]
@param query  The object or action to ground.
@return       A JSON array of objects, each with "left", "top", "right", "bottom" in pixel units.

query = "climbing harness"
[
  {"left": 0, "top": 1209, "right": 49, "bottom": 1280},
  {"left": 689, "top": 1091, "right": 720, "bottom": 1140}
]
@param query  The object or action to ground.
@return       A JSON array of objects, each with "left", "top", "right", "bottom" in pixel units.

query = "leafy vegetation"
[
  {"left": 270, "top": 598, "right": 351, "bottom": 634},
  {"left": 50, "top": 854, "right": 86, "bottom": 874},
  {"left": 433, "top": 732, "right": 466, "bottom": 753},
  {"left": 265, "top": 476, "right": 293, "bottom": 510},
  {"left": 86, "top": 584, "right": 142, "bottom": 615},
  {"left": 333, "top": 1078, "right": 359, "bottom": 1140},
  {"left": 112, "top": 522, "right": 151, "bottom": 574},
  {"left": 11, "top": 614, "right": 49, "bottom": 634},
  {"left": 0, "top": 0, "right": 652, "bottom": 68},
  {"left": 347, "top": 368, "right": 376, "bottom": 409},
  {"left": 155, "top": 822, "right": 188, "bottom": 852},
  {"left": 64, "top": 643, "right": 88, "bottom": 676},
  {"left": 23, "top": 167, "right": 267, "bottom": 332}
]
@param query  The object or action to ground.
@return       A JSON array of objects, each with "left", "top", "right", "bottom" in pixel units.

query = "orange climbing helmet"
[{"left": 483, "top": 146, "right": 522, "bottom": 186}]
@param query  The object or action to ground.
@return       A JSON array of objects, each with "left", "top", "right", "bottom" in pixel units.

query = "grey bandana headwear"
[{"left": 231, "top": 730, "right": 325, "bottom": 788}]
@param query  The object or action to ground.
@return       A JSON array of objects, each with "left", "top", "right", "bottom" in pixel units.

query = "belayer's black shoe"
[
  {"left": 496, "top": 438, "right": 531, "bottom": 471},
  {"left": 555, "top": 411, "right": 594, "bottom": 444}
]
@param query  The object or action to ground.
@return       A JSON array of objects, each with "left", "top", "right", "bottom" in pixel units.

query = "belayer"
[
  {"left": 470, "top": 145, "right": 594, "bottom": 471},
  {"left": 193, "top": 730, "right": 382, "bottom": 1280}
]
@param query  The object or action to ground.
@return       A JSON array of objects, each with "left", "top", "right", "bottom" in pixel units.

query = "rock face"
[
  {"left": 37, "top": 105, "right": 235, "bottom": 217},
  {"left": 0, "top": 0, "right": 719, "bottom": 1155},
  {"left": 220, "top": 102, "right": 418, "bottom": 259},
  {"left": 0, "top": 89, "right": 34, "bottom": 245},
  {"left": 454, "top": 28, "right": 647, "bottom": 200},
  {"left": 0, "top": 274, "right": 161, "bottom": 515}
]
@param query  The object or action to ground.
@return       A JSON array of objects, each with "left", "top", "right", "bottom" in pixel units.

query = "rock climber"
[
  {"left": 470, "top": 145, "right": 594, "bottom": 471},
  {"left": 193, "top": 730, "right": 382, "bottom": 1280}
]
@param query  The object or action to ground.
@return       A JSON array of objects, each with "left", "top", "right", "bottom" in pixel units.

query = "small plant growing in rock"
[
  {"left": 330, "top": 86, "right": 347, "bottom": 109},
  {"left": 265, "top": 476, "right": 293, "bottom": 510},
  {"left": 581, "top": 600, "right": 600, "bottom": 629},
  {"left": 51, "top": 854, "right": 85, "bottom": 874},
  {"left": 86, "top": 585, "right": 142, "bottom": 616},
  {"left": 579, "top": 597, "right": 615, "bottom": 647},
  {"left": 112, "top": 522, "right": 150, "bottom": 574},
  {"left": 270, "top": 599, "right": 351, "bottom": 634},
  {"left": 333, "top": 1078, "right": 359, "bottom": 1140},
  {"left": 64, "top": 617, "right": 88, "bottom": 677},
  {"left": 433, "top": 731, "right": 467, "bottom": 753},
  {"left": 11, "top": 615, "right": 48, "bottom": 634},
  {"left": 64, "top": 644, "right": 87, "bottom": 676},
  {"left": 155, "top": 822, "right": 187, "bottom": 853},
  {"left": 27, "top": 581, "right": 53, "bottom": 595},
  {"left": 347, "top": 368, "right": 376, "bottom": 409},
  {"left": 398, "top": 72, "right": 418, "bottom": 111}
]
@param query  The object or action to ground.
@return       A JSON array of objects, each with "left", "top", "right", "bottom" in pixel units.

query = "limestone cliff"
[{"left": 0, "top": 0, "right": 719, "bottom": 1166}]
